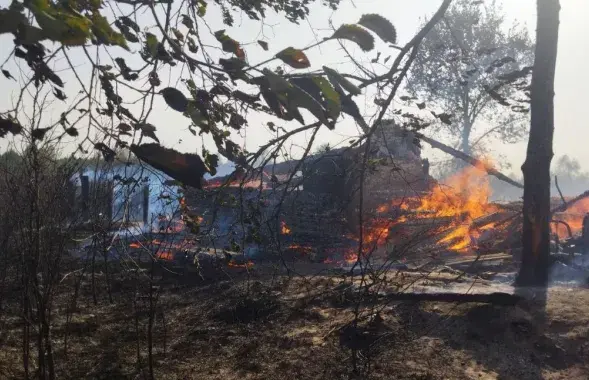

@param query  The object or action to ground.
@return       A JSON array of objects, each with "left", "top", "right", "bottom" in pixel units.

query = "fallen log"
[
  {"left": 415, "top": 132, "right": 524, "bottom": 189},
  {"left": 379, "top": 291, "right": 521, "bottom": 305}
]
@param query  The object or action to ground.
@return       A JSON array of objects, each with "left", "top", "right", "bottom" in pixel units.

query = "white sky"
[{"left": 0, "top": 0, "right": 587, "bottom": 175}]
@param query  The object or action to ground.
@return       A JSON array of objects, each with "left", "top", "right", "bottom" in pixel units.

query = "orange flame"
[
  {"left": 156, "top": 251, "right": 174, "bottom": 260},
  {"left": 405, "top": 160, "right": 499, "bottom": 252},
  {"left": 362, "top": 159, "right": 500, "bottom": 254},
  {"left": 287, "top": 244, "right": 313, "bottom": 254},
  {"left": 228, "top": 260, "right": 254, "bottom": 269},
  {"left": 552, "top": 197, "right": 589, "bottom": 239},
  {"left": 281, "top": 221, "right": 291, "bottom": 235}
]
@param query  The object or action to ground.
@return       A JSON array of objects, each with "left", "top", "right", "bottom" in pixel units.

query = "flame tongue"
[
  {"left": 407, "top": 160, "right": 499, "bottom": 252},
  {"left": 553, "top": 198, "right": 589, "bottom": 238},
  {"left": 362, "top": 160, "right": 501, "bottom": 254}
]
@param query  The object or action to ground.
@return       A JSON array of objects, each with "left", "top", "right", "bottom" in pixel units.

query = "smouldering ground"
[{"left": 1, "top": 269, "right": 588, "bottom": 379}]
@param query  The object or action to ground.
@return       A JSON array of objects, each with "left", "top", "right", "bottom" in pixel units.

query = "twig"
[
  {"left": 554, "top": 175, "right": 567, "bottom": 207},
  {"left": 551, "top": 189, "right": 589, "bottom": 214}
]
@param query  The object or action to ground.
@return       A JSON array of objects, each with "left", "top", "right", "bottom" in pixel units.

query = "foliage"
[
  {"left": 406, "top": 0, "right": 534, "bottom": 155},
  {"left": 0, "top": 0, "right": 397, "bottom": 189},
  {"left": 0, "top": 0, "right": 438, "bottom": 196}
]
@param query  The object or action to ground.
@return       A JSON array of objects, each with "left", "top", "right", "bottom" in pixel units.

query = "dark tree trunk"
[{"left": 517, "top": 0, "right": 560, "bottom": 287}]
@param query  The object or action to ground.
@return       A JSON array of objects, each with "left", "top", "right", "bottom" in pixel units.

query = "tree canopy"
[
  {"left": 0, "top": 0, "right": 433, "bottom": 188},
  {"left": 406, "top": 0, "right": 534, "bottom": 157}
]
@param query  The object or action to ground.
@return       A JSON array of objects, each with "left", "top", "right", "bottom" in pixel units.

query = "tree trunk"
[
  {"left": 460, "top": 124, "right": 471, "bottom": 156},
  {"left": 517, "top": 0, "right": 560, "bottom": 287},
  {"left": 461, "top": 100, "right": 472, "bottom": 156}
]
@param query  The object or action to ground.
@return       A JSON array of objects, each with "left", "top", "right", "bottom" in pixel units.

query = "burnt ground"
[{"left": 1, "top": 266, "right": 588, "bottom": 380}]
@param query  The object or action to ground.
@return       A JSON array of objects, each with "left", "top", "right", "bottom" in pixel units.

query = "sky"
[{"left": 0, "top": 0, "right": 587, "bottom": 177}]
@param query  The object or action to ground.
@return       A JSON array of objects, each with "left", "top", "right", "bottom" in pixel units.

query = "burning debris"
[
  {"left": 180, "top": 121, "right": 589, "bottom": 270},
  {"left": 281, "top": 221, "right": 291, "bottom": 235}
]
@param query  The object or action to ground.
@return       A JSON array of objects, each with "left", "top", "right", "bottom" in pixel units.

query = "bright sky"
[{"left": 0, "top": 0, "right": 587, "bottom": 175}]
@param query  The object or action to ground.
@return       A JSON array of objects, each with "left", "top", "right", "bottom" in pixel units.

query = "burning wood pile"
[
  {"left": 279, "top": 160, "right": 589, "bottom": 266},
  {"left": 182, "top": 120, "right": 589, "bottom": 268}
]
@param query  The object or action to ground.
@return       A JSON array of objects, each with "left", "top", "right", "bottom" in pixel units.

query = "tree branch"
[{"left": 415, "top": 131, "right": 524, "bottom": 189}]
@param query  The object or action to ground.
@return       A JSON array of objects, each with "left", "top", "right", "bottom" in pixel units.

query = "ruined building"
[{"left": 188, "top": 121, "right": 436, "bottom": 259}]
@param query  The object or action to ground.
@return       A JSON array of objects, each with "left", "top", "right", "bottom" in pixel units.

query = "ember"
[
  {"left": 287, "top": 244, "right": 313, "bottom": 254},
  {"left": 228, "top": 259, "right": 254, "bottom": 269},
  {"left": 281, "top": 221, "right": 291, "bottom": 235},
  {"left": 156, "top": 251, "right": 174, "bottom": 260}
]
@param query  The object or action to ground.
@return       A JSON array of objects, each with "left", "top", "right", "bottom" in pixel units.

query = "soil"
[{"left": 1, "top": 266, "right": 588, "bottom": 380}]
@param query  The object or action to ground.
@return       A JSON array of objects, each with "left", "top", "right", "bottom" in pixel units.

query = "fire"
[
  {"left": 365, "top": 159, "right": 500, "bottom": 254},
  {"left": 228, "top": 259, "right": 254, "bottom": 269},
  {"left": 281, "top": 221, "right": 291, "bottom": 235},
  {"left": 156, "top": 251, "right": 174, "bottom": 260},
  {"left": 287, "top": 244, "right": 313, "bottom": 254},
  {"left": 129, "top": 237, "right": 197, "bottom": 251},
  {"left": 552, "top": 197, "right": 589, "bottom": 239},
  {"left": 405, "top": 160, "right": 499, "bottom": 252},
  {"left": 204, "top": 178, "right": 267, "bottom": 190}
]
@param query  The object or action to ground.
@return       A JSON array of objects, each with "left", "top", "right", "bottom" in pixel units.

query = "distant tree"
[
  {"left": 406, "top": 0, "right": 534, "bottom": 156},
  {"left": 315, "top": 143, "right": 332, "bottom": 154},
  {"left": 517, "top": 0, "right": 560, "bottom": 287}
]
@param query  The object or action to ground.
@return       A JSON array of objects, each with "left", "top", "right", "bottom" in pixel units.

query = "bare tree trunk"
[
  {"left": 147, "top": 260, "right": 155, "bottom": 380},
  {"left": 91, "top": 238, "right": 98, "bottom": 306},
  {"left": 460, "top": 124, "right": 471, "bottom": 156},
  {"left": 22, "top": 280, "right": 30, "bottom": 380},
  {"left": 461, "top": 97, "right": 472, "bottom": 156},
  {"left": 517, "top": 0, "right": 560, "bottom": 287},
  {"left": 102, "top": 237, "right": 113, "bottom": 304}
]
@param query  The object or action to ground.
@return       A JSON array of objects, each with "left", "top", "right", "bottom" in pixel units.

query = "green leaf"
[
  {"left": 330, "top": 24, "right": 374, "bottom": 52},
  {"left": 311, "top": 76, "right": 340, "bottom": 121},
  {"left": 289, "top": 85, "right": 329, "bottom": 126},
  {"left": 119, "top": 16, "right": 140, "bottom": 32},
  {"left": 160, "top": 87, "right": 189, "bottom": 113},
  {"left": 197, "top": 1, "right": 207, "bottom": 17},
  {"left": 184, "top": 102, "right": 209, "bottom": 129},
  {"left": 171, "top": 28, "right": 184, "bottom": 41},
  {"left": 290, "top": 76, "right": 340, "bottom": 123},
  {"left": 138, "top": 123, "right": 159, "bottom": 143},
  {"left": 181, "top": 14, "right": 194, "bottom": 30},
  {"left": 187, "top": 37, "right": 198, "bottom": 53},
  {"left": 258, "top": 40, "right": 268, "bottom": 51},
  {"left": 94, "top": 142, "right": 115, "bottom": 161},
  {"left": 323, "top": 66, "right": 361, "bottom": 96},
  {"left": 263, "top": 68, "right": 293, "bottom": 92},
  {"left": 276, "top": 47, "right": 311, "bottom": 69},
  {"left": 30, "top": 4, "right": 92, "bottom": 46},
  {"left": 219, "top": 57, "right": 248, "bottom": 82},
  {"left": 0, "top": 6, "right": 28, "bottom": 36},
  {"left": 358, "top": 14, "right": 397, "bottom": 44},
  {"left": 130, "top": 143, "right": 208, "bottom": 189},
  {"left": 145, "top": 33, "right": 159, "bottom": 58},
  {"left": 263, "top": 69, "right": 331, "bottom": 126},
  {"left": 91, "top": 13, "right": 129, "bottom": 50},
  {"left": 214, "top": 30, "right": 245, "bottom": 59},
  {"left": 203, "top": 149, "right": 218, "bottom": 175}
]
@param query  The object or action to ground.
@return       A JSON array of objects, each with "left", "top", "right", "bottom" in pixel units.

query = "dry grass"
[{"left": 1, "top": 268, "right": 588, "bottom": 380}]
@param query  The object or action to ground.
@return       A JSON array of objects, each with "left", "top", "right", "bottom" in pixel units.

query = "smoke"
[{"left": 489, "top": 155, "right": 589, "bottom": 202}]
